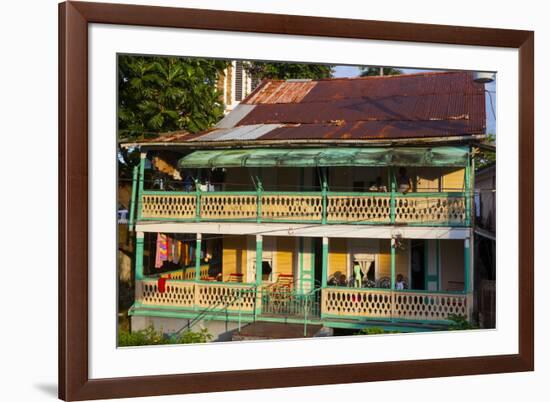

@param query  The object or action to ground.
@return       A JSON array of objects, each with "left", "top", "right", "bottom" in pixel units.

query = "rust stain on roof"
[
  {"left": 243, "top": 80, "right": 318, "bottom": 104},
  {"left": 125, "top": 72, "right": 486, "bottom": 146}
]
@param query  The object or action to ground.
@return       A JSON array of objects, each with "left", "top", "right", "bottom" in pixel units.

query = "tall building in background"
[{"left": 217, "top": 61, "right": 259, "bottom": 113}]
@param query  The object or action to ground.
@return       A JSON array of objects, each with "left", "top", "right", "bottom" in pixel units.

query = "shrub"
[
  {"left": 356, "top": 327, "right": 399, "bottom": 335},
  {"left": 118, "top": 325, "right": 212, "bottom": 346},
  {"left": 447, "top": 314, "right": 477, "bottom": 330}
]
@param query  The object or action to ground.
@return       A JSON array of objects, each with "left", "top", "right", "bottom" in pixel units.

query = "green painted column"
[
  {"left": 195, "top": 233, "right": 202, "bottom": 282},
  {"left": 194, "top": 179, "right": 201, "bottom": 222},
  {"left": 299, "top": 237, "right": 304, "bottom": 294},
  {"left": 465, "top": 157, "right": 472, "bottom": 226},
  {"left": 464, "top": 237, "right": 471, "bottom": 293},
  {"left": 390, "top": 168, "right": 396, "bottom": 224},
  {"left": 321, "top": 169, "right": 328, "bottom": 224},
  {"left": 128, "top": 165, "right": 138, "bottom": 231},
  {"left": 390, "top": 238, "right": 396, "bottom": 290},
  {"left": 256, "top": 178, "right": 263, "bottom": 223},
  {"left": 255, "top": 235, "right": 263, "bottom": 316},
  {"left": 322, "top": 237, "right": 328, "bottom": 287},
  {"left": 137, "top": 152, "right": 146, "bottom": 221},
  {"left": 135, "top": 232, "right": 145, "bottom": 281},
  {"left": 256, "top": 235, "right": 263, "bottom": 285}
]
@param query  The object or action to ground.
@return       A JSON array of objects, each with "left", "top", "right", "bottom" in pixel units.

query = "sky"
[{"left": 332, "top": 65, "right": 497, "bottom": 135}]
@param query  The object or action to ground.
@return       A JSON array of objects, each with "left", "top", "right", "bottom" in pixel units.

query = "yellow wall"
[
  {"left": 275, "top": 237, "right": 295, "bottom": 277},
  {"left": 222, "top": 235, "right": 247, "bottom": 280},
  {"left": 440, "top": 240, "right": 465, "bottom": 291},
  {"left": 414, "top": 168, "right": 441, "bottom": 192},
  {"left": 441, "top": 168, "right": 465, "bottom": 192},
  {"left": 328, "top": 238, "right": 348, "bottom": 278}
]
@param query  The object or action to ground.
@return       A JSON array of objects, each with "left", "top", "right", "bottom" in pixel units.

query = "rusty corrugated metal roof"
[{"left": 123, "top": 72, "right": 486, "bottom": 147}]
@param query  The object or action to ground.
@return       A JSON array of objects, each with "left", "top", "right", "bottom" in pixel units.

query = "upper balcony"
[{"left": 129, "top": 146, "right": 473, "bottom": 228}]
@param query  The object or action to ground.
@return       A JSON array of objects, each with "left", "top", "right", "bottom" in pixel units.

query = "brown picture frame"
[{"left": 58, "top": 1, "right": 534, "bottom": 400}]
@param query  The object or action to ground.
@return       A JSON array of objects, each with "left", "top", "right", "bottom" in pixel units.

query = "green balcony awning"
[{"left": 178, "top": 146, "right": 469, "bottom": 169}]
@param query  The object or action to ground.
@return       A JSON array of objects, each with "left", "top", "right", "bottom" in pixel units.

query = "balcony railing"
[
  {"left": 321, "top": 287, "right": 468, "bottom": 322},
  {"left": 138, "top": 190, "right": 468, "bottom": 226},
  {"left": 134, "top": 279, "right": 466, "bottom": 323}
]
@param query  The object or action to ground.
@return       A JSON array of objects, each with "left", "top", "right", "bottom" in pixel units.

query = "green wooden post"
[
  {"left": 465, "top": 156, "right": 472, "bottom": 226},
  {"left": 299, "top": 237, "right": 304, "bottom": 294},
  {"left": 137, "top": 152, "right": 146, "bottom": 221},
  {"left": 255, "top": 235, "right": 263, "bottom": 316},
  {"left": 135, "top": 232, "right": 144, "bottom": 281},
  {"left": 321, "top": 169, "right": 328, "bottom": 224},
  {"left": 390, "top": 238, "right": 396, "bottom": 290},
  {"left": 390, "top": 167, "right": 396, "bottom": 224},
  {"left": 464, "top": 237, "right": 471, "bottom": 293},
  {"left": 194, "top": 179, "right": 201, "bottom": 222},
  {"left": 195, "top": 233, "right": 202, "bottom": 282},
  {"left": 256, "top": 177, "right": 263, "bottom": 223},
  {"left": 321, "top": 237, "right": 328, "bottom": 287},
  {"left": 128, "top": 165, "right": 138, "bottom": 231}
]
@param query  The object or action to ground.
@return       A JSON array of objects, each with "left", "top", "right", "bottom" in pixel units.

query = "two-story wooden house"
[{"left": 122, "top": 71, "right": 486, "bottom": 340}]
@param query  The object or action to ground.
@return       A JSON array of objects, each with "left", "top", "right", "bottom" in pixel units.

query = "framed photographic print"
[{"left": 59, "top": 1, "right": 534, "bottom": 400}]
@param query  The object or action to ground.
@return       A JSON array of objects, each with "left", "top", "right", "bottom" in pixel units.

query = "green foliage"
[
  {"left": 118, "top": 55, "right": 229, "bottom": 140},
  {"left": 475, "top": 133, "right": 496, "bottom": 171},
  {"left": 118, "top": 325, "right": 212, "bottom": 347},
  {"left": 245, "top": 62, "right": 333, "bottom": 80},
  {"left": 356, "top": 327, "right": 399, "bottom": 335},
  {"left": 447, "top": 314, "right": 477, "bottom": 330},
  {"left": 360, "top": 67, "right": 402, "bottom": 77},
  {"left": 173, "top": 328, "right": 213, "bottom": 344}
]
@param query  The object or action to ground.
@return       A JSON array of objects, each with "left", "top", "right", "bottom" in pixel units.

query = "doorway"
[{"left": 410, "top": 240, "right": 426, "bottom": 290}]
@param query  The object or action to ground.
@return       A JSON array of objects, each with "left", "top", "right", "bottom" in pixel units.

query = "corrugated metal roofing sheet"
[{"left": 125, "top": 72, "right": 486, "bottom": 146}]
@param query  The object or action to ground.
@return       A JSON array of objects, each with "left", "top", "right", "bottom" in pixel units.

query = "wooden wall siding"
[
  {"left": 328, "top": 238, "right": 348, "bottom": 277},
  {"left": 378, "top": 239, "right": 410, "bottom": 281},
  {"left": 222, "top": 235, "right": 247, "bottom": 280},
  {"left": 275, "top": 236, "right": 296, "bottom": 277},
  {"left": 441, "top": 167, "right": 465, "bottom": 192},
  {"left": 225, "top": 63, "right": 232, "bottom": 106},
  {"left": 439, "top": 239, "right": 465, "bottom": 291},
  {"left": 414, "top": 169, "right": 441, "bottom": 192}
]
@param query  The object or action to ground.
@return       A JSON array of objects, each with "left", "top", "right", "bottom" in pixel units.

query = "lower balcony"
[{"left": 132, "top": 279, "right": 468, "bottom": 325}]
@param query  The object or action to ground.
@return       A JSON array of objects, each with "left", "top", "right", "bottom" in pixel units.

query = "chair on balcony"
[
  {"left": 227, "top": 273, "right": 244, "bottom": 283},
  {"left": 273, "top": 273, "right": 294, "bottom": 291}
]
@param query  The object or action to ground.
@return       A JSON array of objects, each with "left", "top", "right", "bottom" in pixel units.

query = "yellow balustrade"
[
  {"left": 139, "top": 192, "right": 466, "bottom": 225},
  {"left": 136, "top": 280, "right": 256, "bottom": 312},
  {"left": 394, "top": 196, "right": 466, "bottom": 225},
  {"left": 141, "top": 194, "right": 196, "bottom": 219},
  {"left": 321, "top": 287, "right": 467, "bottom": 321},
  {"left": 261, "top": 194, "right": 322, "bottom": 221},
  {"left": 200, "top": 194, "right": 257, "bottom": 220},
  {"left": 136, "top": 279, "right": 195, "bottom": 308},
  {"left": 195, "top": 283, "right": 256, "bottom": 312},
  {"left": 327, "top": 195, "right": 391, "bottom": 223}
]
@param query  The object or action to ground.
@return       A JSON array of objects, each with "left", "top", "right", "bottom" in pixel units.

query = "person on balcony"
[
  {"left": 368, "top": 176, "right": 387, "bottom": 192},
  {"left": 395, "top": 274, "right": 406, "bottom": 290},
  {"left": 353, "top": 260, "right": 363, "bottom": 287},
  {"left": 397, "top": 167, "right": 413, "bottom": 193}
]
